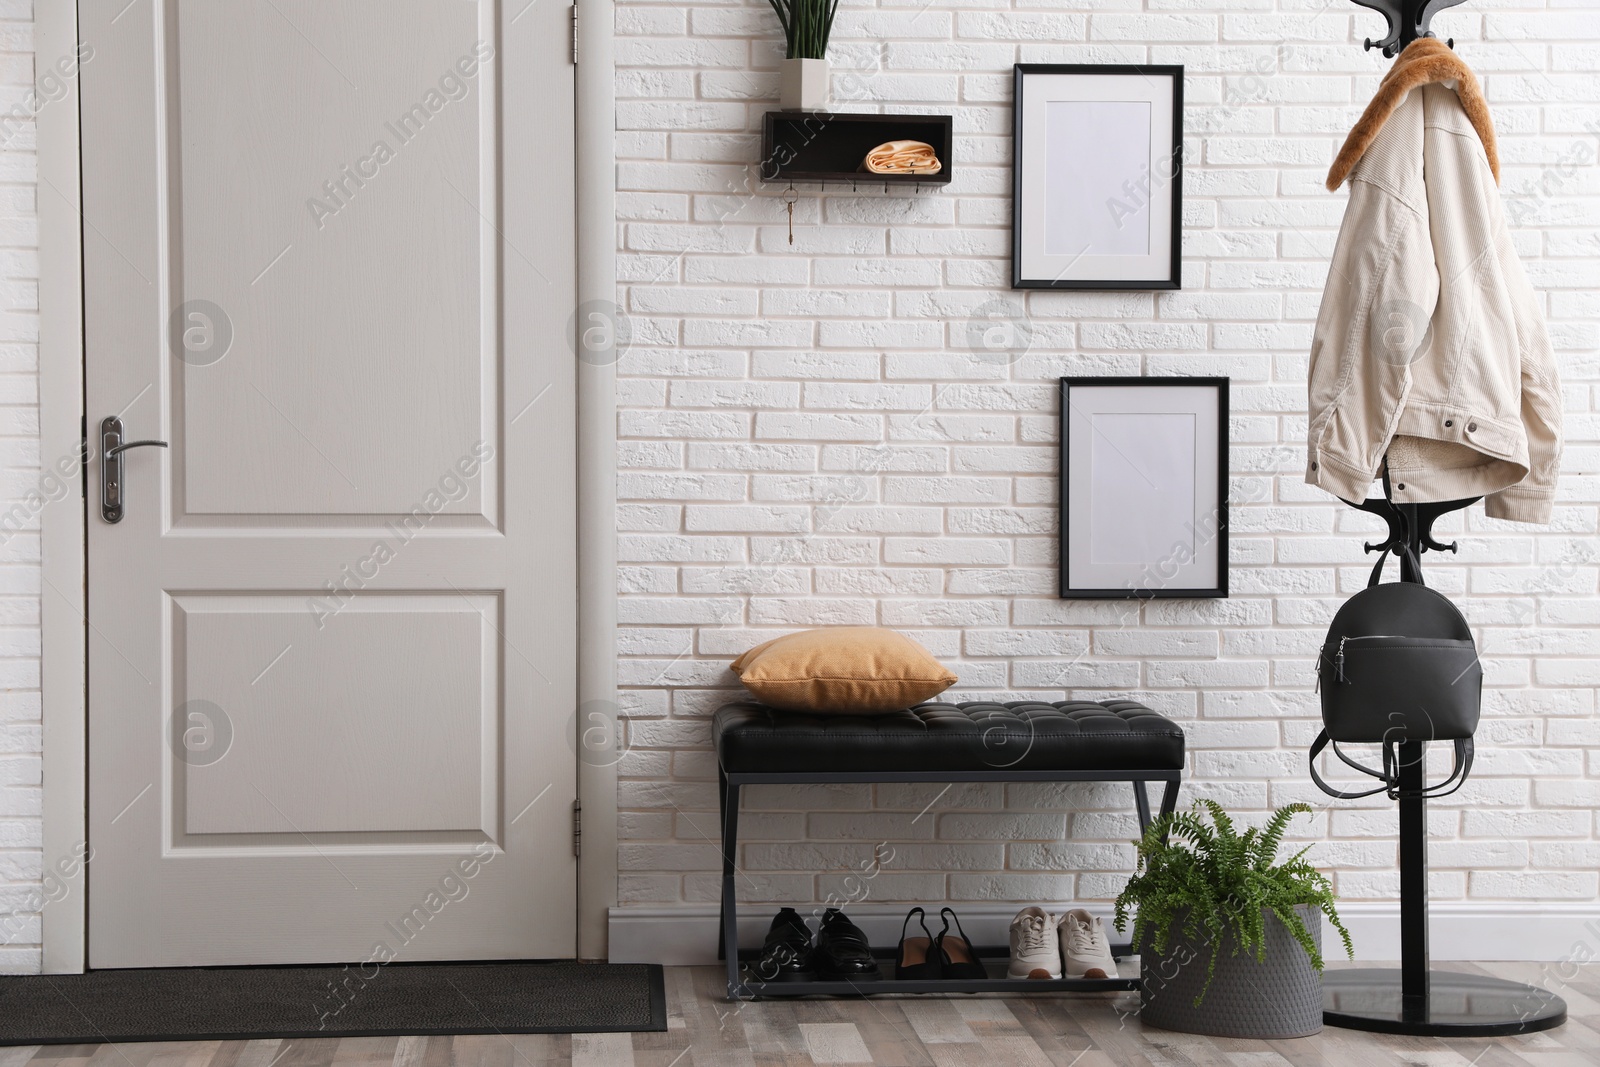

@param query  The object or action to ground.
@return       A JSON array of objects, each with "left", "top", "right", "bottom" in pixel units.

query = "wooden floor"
[{"left": 10, "top": 963, "right": 1599, "bottom": 1066}]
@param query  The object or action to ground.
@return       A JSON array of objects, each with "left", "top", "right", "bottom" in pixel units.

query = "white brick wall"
[{"left": 613, "top": 1, "right": 1600, "bottom": 913}]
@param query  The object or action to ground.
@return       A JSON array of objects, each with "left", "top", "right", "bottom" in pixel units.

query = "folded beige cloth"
[{"left": 862, "top": 140, "right": 942, "bottom": 175}]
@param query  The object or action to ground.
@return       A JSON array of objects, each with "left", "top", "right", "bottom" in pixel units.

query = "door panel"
[
  {"left": 83, "top": 0, "right": 576, "bottom": 967},
  {"left": 172, "top": 1, "right": 492, "bottom": 519},
  {"left": 175, "top": 594, "right": 495, "bottom": 836}
]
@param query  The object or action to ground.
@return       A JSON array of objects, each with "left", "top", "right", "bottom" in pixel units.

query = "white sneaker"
[
  {"left": 1060, "top": 909, "right": 1119, "bottom": 980},
  {"left": 1007, "top": 906, "right": 1061, "bottom": 979}
]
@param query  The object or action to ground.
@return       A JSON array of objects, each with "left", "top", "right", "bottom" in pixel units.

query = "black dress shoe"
[
  {"left": 752, "top": 907, "right": 815, "bottom": 982},
  {"left": 811, "top": 908, "right": 881, "bottom": 981}
]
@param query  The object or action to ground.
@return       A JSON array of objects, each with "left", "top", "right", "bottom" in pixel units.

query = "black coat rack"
[
  {"left": 1318, "top": 0, "right": 1568, "bottom": 1036},
  {"left": 1315, "top": 2, "right": 1566, "bottom": 1034},
  {"left": 1350, "top": 0, "right": 1466, "bottom": 56},
  {"left": 1319, "top": 472, "right": 1565, "bottom": 1035}
]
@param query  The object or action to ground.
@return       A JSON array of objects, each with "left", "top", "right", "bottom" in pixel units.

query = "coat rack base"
[
  {"left": 1323, "top": 968, "right": 1566, "bottom": 1037},
  {"left": 1318, "top": 733, "right": 1567, "bottom": 1038}
]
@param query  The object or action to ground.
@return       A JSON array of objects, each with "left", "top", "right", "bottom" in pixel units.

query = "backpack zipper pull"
[{"left": 1334, "top": 636, "right": 1348, "bottom": 683}]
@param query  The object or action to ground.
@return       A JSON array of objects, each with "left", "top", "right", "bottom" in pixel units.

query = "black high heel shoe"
[
  {"left": 894, "top": 907, "right": 943, "bottom": 980},
  {"left": 934, "top": 907, "right": 989, "bottom": 981}
]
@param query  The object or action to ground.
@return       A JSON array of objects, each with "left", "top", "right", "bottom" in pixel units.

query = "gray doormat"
[{"left": 0, "top": 961, "right": 666, "bottom": 1045}]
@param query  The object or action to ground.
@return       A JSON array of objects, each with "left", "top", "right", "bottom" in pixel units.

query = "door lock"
[{"left": 100, "top": 416, "right": 168, "bottom": 523}]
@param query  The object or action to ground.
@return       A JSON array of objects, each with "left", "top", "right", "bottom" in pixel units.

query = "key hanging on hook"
[{"left": 782, "top": 183, "right": 799, "bottom": 246}]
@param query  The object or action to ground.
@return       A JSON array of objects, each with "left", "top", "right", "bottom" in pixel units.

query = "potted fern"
[
  {"left": 1114, "top": 801, "right": 1353, "bottom": 1039},
  {"left": 765, "top": 0, "right": 840, "bottom": 110}
]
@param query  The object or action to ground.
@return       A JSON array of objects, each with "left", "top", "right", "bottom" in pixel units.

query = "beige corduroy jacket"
[{"left": 1304, "top": 39, "right": 1561, "bottom": 523}]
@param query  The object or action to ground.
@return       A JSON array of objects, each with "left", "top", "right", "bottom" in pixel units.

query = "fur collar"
[{"left": 1326, "top": 37, "right": 1499, "bottom": 190}]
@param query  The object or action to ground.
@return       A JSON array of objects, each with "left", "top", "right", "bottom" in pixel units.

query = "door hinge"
[
  {"left": 570, "top": 5, "right": 578, "bottom": 65},
  {"left": 572, "top": 798, "right": 582, "bottom": 858}
]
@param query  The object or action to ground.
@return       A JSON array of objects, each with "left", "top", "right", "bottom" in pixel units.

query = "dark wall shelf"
[{"left": 759, "top": 112, "right": 952, "bottom": 187}]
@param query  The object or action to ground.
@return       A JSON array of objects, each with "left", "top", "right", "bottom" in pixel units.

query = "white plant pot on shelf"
[{"left": 779, "top": 58, "right": 829, "bottom": 111}]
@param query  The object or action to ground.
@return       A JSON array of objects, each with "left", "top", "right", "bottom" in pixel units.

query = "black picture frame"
[
  {"left": 1013, "top": 64, "right": 1184, "bottom": 290},
  {"left": 1059, "top": 376, "right": 1228, "bottom": 599}
]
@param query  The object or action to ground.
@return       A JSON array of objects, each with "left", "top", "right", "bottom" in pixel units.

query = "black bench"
[{"left": 714, "top": 698, "right": 1185, "bottom": 998}]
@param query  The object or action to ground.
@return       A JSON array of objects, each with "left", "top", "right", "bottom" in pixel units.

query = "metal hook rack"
[
  {"left": 1338, "top": 490, "right": 1478, "bottom": 581},
  {"left": 1349, "top": 0, "right": 1466, "bottom": 57}
]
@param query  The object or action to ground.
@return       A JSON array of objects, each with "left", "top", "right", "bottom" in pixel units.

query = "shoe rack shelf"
[
  {"left": 718, "top": 767, "right": 1182, "bottom": 1001},
  {"left": 732, "top": 946, "right": 1140, "bottom": 999}
]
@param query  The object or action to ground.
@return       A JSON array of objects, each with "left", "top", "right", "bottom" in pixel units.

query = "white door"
[{"left": 81, "top": 0, "right": 577, "bottom": 967}]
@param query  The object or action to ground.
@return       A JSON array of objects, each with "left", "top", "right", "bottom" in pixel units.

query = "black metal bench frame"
[{"left": 717, "top": 767, "right": 1181, "bottom": 999}]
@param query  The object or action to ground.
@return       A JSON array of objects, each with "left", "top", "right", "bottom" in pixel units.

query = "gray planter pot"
[{"left": 1137, "top": 904, "right": 1323, "bottom": 1039}]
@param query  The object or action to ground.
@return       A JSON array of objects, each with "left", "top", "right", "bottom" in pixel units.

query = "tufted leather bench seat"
[
  {"left": 714, "top": 698, "right": 1186, "bottom": 775},
  {"left": 713, "top": 698, "right": 1185, "bottom": 998}
]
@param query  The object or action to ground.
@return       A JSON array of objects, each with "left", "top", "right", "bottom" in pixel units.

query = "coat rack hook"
[
  {"left": 1350, "top": 0, "right": 1467, "bottom": 58},
  {"left": 1338, "top": 455, "right": 1478, "bottom": 574}
]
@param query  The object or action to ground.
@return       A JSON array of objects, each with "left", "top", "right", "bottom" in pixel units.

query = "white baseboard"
[{"left": 608, "top": 902, "right": 1600, "bottom": 965}]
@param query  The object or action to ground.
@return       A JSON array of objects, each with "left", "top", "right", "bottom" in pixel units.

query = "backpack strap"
[
  {"left": 1308, "top": 730, "right": 1394, "bottom": 799},
  {"left": 1367, "top": 541, "right": 1424, "bottom": 588},
  {"left": 1372, "top": 458, "right": 1424, "bottom": 584},
  {"left": 1309, "top": 731, "right": 1475, "bottom": 800},
  {"left": 1393, "top": 738, "right": 1475, "bottom": 800}
]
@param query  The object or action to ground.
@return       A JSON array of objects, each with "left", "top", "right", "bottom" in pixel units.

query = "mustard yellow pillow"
[{"left": 730, "top": 627, "right": 957, "bottom": 714}]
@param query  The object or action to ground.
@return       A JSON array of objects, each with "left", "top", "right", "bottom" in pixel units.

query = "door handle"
[{"left": 100, "top": 415, "right": 168, "bottom": 524}]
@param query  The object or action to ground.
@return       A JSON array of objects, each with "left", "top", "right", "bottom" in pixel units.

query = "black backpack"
[{"left": 1310, "top": 543, "right": 1480, "bottom": 799}]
